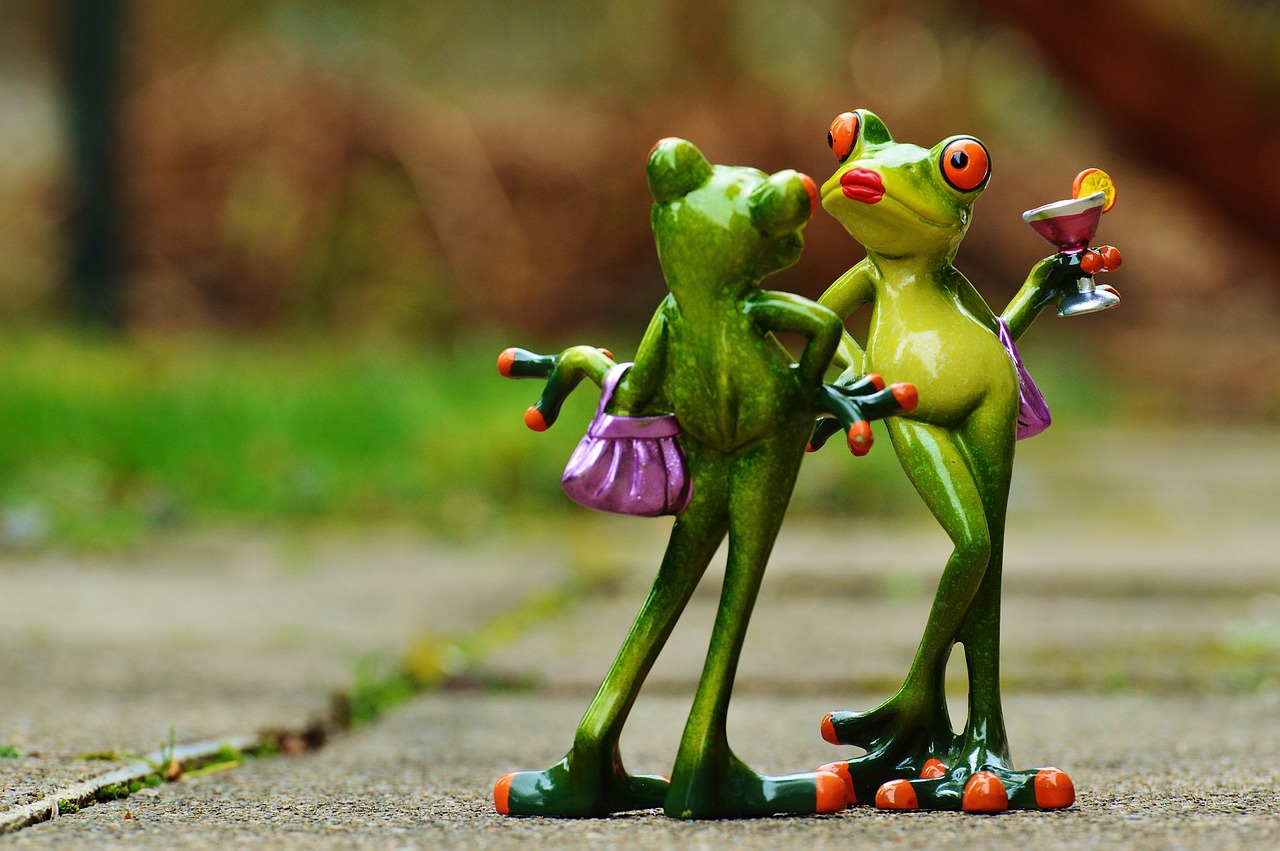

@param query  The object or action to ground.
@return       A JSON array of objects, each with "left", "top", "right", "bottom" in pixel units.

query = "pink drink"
[{"left": 1022, "top": 192, "right": 1105, "bottom": 253}]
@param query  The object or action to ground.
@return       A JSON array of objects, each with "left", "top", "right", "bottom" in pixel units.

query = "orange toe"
[
  {"left": 494, "top": 773, "right": 514, "bottom": 815},
  {"left": 524, "top": 405, "right": 548, "bottom": 432},
  {"left": 1034, "top": 767, "right": 1075, "bottom": 809},
  {"left": 891, "top": 382, "right": 919, "bottom": 413},
  {"left": 815, "top": 770, "right": 848, "bottom": 812},
  {"left": 497, "top": 348, "right": 517, "bottom": 377},
  {"left": 820, "top": 712, "right": 840, "bottom": 745},
  {"left": 919, "top": 758, "right": 947, "bottom": 779},
  {"left": 847, "top": 421, "right": 873, "bottom": 456},
  {"left": 962, "top": 771, "right": 1009, "bottom": 814},
  {"left": 875, "top": 779, "right": 918, "bottom": 810},
  {"left": 818, "top": 761, "right": 856, "bottom": 805},
  {"left": 865, "top": 373, "right": 886, "bottom": 391}
]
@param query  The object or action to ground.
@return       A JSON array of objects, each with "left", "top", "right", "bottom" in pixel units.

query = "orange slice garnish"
[{"left": 1072, "top": 168, "right": 1116, "bottom": 212}]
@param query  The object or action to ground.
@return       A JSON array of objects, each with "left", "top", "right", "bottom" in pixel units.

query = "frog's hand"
[
  {"left": 854, "top": 382, "right": 919, "bottom": 421},
  {"left": 809, "top": 380, "right": 918, "bottom": 456},
  {"left": 497, "top": 345, "right": 616, "bottom": 431},
  {"left": 807, "top": 373, "right": 884, "bottom": 452}
]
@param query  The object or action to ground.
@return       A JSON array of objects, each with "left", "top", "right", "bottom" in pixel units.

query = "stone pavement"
[{"left": 1, "top": 426, "right": 1279, "bottom": 846}]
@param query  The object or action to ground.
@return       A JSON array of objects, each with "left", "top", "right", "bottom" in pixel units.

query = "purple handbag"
[
  {"left": 997, "top": 319, "right": 1052, "bottom": 440},
  {"left": 561, "top": 363, "right": 693, "bottom": 516}
]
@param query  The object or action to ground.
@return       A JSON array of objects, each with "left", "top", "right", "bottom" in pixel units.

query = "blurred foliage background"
[{"left": 0, "top": 0, "right": 1278, "bottom": 548}]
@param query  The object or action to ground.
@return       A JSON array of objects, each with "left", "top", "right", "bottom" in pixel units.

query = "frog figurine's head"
[
  {"left": 646, "top": 137, "right": 817, "bottom": 298},
  {"left": 821, "top": 109, "right": 991, "bottom": 262}
]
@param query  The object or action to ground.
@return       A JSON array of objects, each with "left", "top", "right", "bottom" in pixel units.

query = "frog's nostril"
[{"left": 799, "top": 173, "right": 818, "bottom": 220}]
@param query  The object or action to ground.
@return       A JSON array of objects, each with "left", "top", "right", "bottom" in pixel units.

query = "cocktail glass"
[{"left": 1022, "top": 191, "right": 1120, "bottom": 317}]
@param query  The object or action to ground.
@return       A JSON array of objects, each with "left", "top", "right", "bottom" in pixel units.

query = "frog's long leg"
[
  {"left": 826, "top": 405, "right": 1071, "bottom": 811},
  {"left": 893, "top": 404, "right": 1071, "bottom": 811},
  {"left": 496, "top": 440, "right": 729, "bottom": 817},
  {"left": 821, "top": 416, "right": 1001, "bottom": 805},
  {"left": 665, "top": 433, "right": 846, "bottom": 819},
  {"left": 938, "top": 405, "right": 1075, "bottom": 811}
]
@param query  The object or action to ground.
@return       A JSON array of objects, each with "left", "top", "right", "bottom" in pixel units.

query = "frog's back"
[
  {"left": 666, "top": 305, "right": 812, "bottom": 450},
  {"left": 643, "top": 139, "right": 819, "bottom": 451}
]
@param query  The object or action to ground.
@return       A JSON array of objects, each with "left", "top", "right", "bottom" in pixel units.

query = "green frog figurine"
[
  {"left": 812, "top": 109, "right": 1119, "bottom": 813},
  {"left": 494, "top": 137, "right": 916, "bottom": 819}
]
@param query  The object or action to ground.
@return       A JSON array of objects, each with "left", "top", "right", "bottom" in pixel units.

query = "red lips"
[{"left": 840, "top": 168, "right": 884, "bottom": 204}]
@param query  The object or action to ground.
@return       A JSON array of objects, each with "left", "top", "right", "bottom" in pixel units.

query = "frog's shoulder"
[
  {"left": 945, "top": 264, "right": 1000, "bottom": 332},
  {"left": 819, "top": 258, "right": 878, "bottom": 316}
]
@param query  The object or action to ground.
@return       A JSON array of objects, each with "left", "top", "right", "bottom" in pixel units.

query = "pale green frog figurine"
[{"left": 813, "top": 109, "right": 1111, "bottom": 813}]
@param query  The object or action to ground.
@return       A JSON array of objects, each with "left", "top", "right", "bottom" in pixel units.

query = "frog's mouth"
[
  {"left": 825, "top": 172, "right": 953, "bottom": 231},
  {"left": 838, "top": 169, "right": 884, "bottom": 204}
]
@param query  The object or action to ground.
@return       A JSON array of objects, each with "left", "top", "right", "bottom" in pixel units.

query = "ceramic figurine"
[
  {"left": 812, "top": 109, "right": 1120, "bottom": 813},
  {"left": 493, "top": 137, "right": 917, "bottom": 819}
]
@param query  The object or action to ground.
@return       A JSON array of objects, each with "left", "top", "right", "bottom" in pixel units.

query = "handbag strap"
[{"left": 597, "top": 362, "right": 633, "bottom": 417}]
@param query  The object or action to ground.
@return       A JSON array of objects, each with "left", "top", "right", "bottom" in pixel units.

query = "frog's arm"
[
  {"left": 1001, "top": 254, "right": 1074, "bottom": 341},
  {"left": 498, "top": 344, "right": 618, "bottom": 430},
  {"left": 745, "top": 290, "right": 841, "bottom": 390},
  {"left": 816, "top": 263, "right": 874, "bottom": 376},
  {"left": 610, "top": 295, "right": 674, "bottom": 415}
]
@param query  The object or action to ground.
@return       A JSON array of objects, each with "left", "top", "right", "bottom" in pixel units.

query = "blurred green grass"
[
  {"left": 0, "top": 330, "right": 1127, "bottom": 549},
  {"left": 0, "top": 331, "right": 586, "bottom": 548}
]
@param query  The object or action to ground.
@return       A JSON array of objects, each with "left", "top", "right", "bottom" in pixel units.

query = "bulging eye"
[
  {"left": 940, "top": 137, "right": 990, "bottom": 191},
  {"left": 828, "top": 112, "right": 859, "bottom": 162}
]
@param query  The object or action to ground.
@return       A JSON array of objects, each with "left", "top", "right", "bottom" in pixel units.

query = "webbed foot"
[
  {"left": 869, "top": 761, "right": 1074, "bottom": 813},
  {"left": 494, "top": 753, "right": 669, "bottom": 817},
  {"left": 664, "top": 756, "right": 846, "bottom": 819},
  {"left": 817, "top": 698, "right": 956, "bottom": 805}
]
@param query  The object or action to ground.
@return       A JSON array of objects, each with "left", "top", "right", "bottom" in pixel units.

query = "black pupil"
[
  {"left": 950, "top": 150, "right": 969, "bottom": 170},
  {"left": 827, "top": 131, "right": 834, "bottom": 149}
]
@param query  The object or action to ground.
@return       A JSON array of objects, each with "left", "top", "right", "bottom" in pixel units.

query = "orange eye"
[
  {"left": 940, "top": 138, "right": 990, "bottom": 192},
  {"left": 828, "top": 112, "right": 859, "bottom": 162}
]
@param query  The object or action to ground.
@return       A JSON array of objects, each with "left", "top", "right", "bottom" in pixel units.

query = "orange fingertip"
[
  {"left": 1099, "top": 245, "right": 1122, "bottom": 271},
  {"left": 875, "top": 779, "right": 918, "bottom": 810},
  {"left": 891, "top": 382, "right": 918, "bottom": 412},
  {"left": 806, "top": 442, "right": 817, "bottom": 453},
  {"left": 524, "top": 406, "right": 549, "bottom": 432},
  {"left": 1034, "top": 767, "right": 1075, "bottom": 810},
  {"left": 820, "top": 712, "right": 840, "bottom": 745},
  {"left": 494, "top": 773, "right": 514, "bottom": 814},
  {"left": 818, "top": 761, "right": 856, "bottom": 805},
  {"left": 847, "top": 421, "right": 873, "bottom": 456},
  {"left": 962, "top": 771, "right": 1009, "bottom": 813},
  {"left": 867, "top": 373, "right": 886, "bottom": 391},
  {"left": 598, "top": 348, "right": 614, "bottom": 361},
  {"left": 815, "top": 770, "right": 848, "bottom": 812},
  {"left": 1080, "top": 252, "right": 1104, "bottom": 276},
  {"left": 497, "top": 348, "right": 517, "bottom": 377},
  {"left": 919, "top": 758, "right": 947, "bottom": 779}
]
